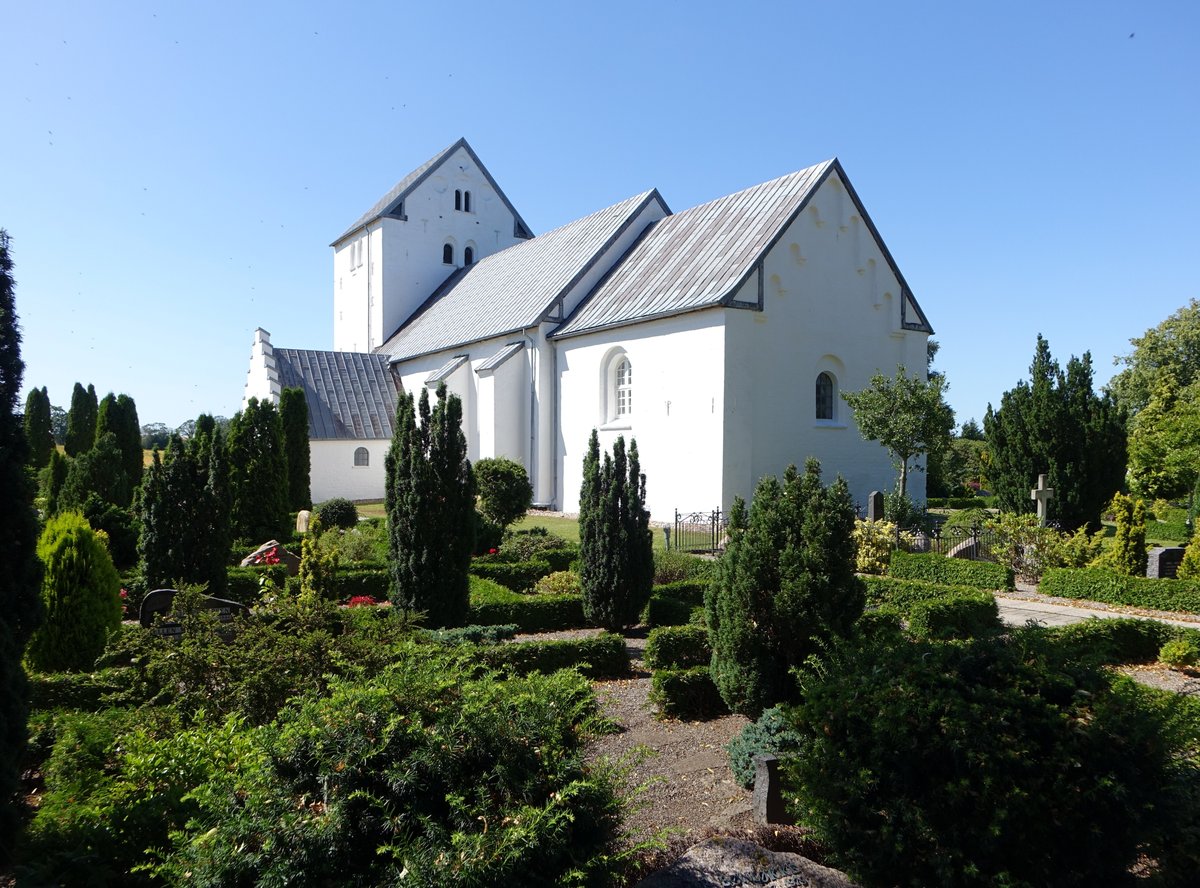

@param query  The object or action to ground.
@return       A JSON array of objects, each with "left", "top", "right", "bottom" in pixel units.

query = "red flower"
[
  {"left": 489, "top": 548, "right": 498, "bottom": 555},
  {"left": 120, "top": 589, "right": 128, "bottom": 599},
  {"left": 348, "top": 595, "right": 377, "bottom": 607}
]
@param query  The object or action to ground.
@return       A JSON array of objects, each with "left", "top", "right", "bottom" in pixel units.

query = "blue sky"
[{"left": 3, "top": 0, "right": 1197, "bottom": 430}]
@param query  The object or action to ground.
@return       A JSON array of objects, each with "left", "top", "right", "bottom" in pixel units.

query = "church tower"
[{"left": 330, "top": 138, "right": 533, "bottom": 353}]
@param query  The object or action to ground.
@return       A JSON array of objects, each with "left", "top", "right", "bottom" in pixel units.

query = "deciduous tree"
[
  {"left": 385, "top": 384, "right": 475, "bottom": 627},
  {"left": 841, "top": 365, "right": 954, "bottom": 499},
  {"left": 1109, "top": 298, "right": 1200, "bottom": 419}
]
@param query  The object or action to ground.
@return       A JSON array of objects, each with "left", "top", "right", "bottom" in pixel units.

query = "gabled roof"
[
  {"left": 331, "top": 137, "right": 534, "bottom": 246},
  {"left": 551, "top": 158, "right": 933, "bottom": 339},
  {"left": 274, "top": 349, "right": 401, "bottom": 440},
  {"left": 376, "top": 189, "right": 666, "bottom": 363}
]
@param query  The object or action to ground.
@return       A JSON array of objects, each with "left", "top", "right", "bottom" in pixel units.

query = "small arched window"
[
  {"left": 816, "top": 372, "right": 835, "bottom": 420},
  {"left": 454, "top": 189, "right": 462, "bottom": 211},
  {"left": 464, "top": 246, "right": 475, "bottom": 265},
  {"left": 354, "top": 447, "right": 369, "bottom": 467},
  {"left": 615, "top": 358, "right": 632, "bottom": 416},
  {"left": 443, "top": 243, "right": 454, "bottom": 265},
  {"left": 463, "top": 190, "right": 472, "bottom": 212}
]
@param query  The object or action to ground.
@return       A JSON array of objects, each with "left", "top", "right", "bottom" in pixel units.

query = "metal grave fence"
[{"left": 670, "top": 509, "right": 726, "bottom": 554}]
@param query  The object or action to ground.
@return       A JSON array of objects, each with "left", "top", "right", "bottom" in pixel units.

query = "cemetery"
[{"left": 9, "top": 243, "right": 1200, "bottom": 884}]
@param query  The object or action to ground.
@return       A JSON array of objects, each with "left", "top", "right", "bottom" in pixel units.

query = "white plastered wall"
[
  {"left": 556, "top": 312, "right": 727, "bottom": 522},
  {"left": 722, "top": 170, "right": 929, "bottom": 512},
  {"left": 309, "top": 439, "right": 391, "bottom": 504}
]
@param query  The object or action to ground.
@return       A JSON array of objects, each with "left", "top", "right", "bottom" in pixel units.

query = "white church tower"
[{"left": 330, "top": 138, "right": 534, "bottom": 353}]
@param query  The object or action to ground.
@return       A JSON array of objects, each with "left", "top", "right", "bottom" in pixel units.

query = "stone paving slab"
[{"left": 995, "top": 592, "right": 1200, "bottom": 630}]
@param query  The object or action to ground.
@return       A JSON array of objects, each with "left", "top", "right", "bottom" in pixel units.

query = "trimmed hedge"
[
  {"left": 651, "top": 579, "right": 708, "bottom": 605},
  {"left": 645, "top": 625, "right": 710, "bottom": 670},
  {"left": 226, "top": 564, "right": 288, "bottom": 604},
  {"left": 650, "top": 667, "right": 728, "bottom": 720},
  {"left": 1040, "top": 567, "right": 1200, "bottom": 614},
  {"left": 907, "top": 591, "right": 1001, "bottom": 640},
  {"left": 642, "top": 594, "right": 696, "bottom": 628},
  {"left": 469, "top": 558, "right": 554, "bottom": 592},
  {"left": 888, "top": 551, "right": 1013, "bottom": 590},
  {"left": 862, "top": 575, "right": 986, "bottom": 613},
  {"left": 426, "top": 624, "right": 519, "bottom": 645},
  {"left": 468, "top": 576, "right": 587, "bottom": 632},
  {"left": 479, "top": 632, "right": 628, "bottom": 679},
  {"left": 329, "top": 567, "right": 391, "bottom": 602},
  {"left": 1037, "top": 618, "right": 1194, "bottom": 667}
]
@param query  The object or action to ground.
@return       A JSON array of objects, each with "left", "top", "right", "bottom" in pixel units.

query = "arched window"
[
  {"left": 615, "top": 358, "right": 632, "bottom": 416},
  {"left": 816, "top": 372, "right": 835, "bottom": 420},
  {"left": 463, "top": 190, "right": 472, "bottom": 212},
  {"left": 442, "top": 243, "right": 454, "bottom": 265},
  {"left": 454, "top": 189, "right": 462, "bottom": 211},
  {"left": 354, "top": 447, "right": 369, "bottom": 467},
  {"left": 464, "top": 246, "right": 475, "bottom": 265}
]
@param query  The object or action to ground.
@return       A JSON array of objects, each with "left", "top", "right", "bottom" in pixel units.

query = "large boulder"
[{"left": 636, "top": 837, "right": 858, "bottom": 888}]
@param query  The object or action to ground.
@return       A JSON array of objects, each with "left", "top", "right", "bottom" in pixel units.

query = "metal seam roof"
[
  {"left": 476, "top": 342, "right": 524, "bottom": 374},
  {"left": 274, "top": 349, "right": 401, "bottom": 440},
  {"left": 424, "top": 354, "right": 469, "bottom": 385}
]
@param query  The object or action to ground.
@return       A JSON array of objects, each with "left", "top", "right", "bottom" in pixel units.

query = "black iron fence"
[
  {"left": 899, "top": 521, "right": 1002, "bottom": 562},
  {"left": 670, "top": 509, "right": 726, "bottom": 554}
]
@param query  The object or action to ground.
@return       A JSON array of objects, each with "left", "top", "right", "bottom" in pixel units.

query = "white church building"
[{"left": 244, "top": 138, "right": 933, "bottom": 520}]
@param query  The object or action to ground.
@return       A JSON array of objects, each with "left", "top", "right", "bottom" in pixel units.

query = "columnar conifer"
[
  {"left": 226, "top": 397, "right": 289, "bottom": 543},
  {"left": 96, "top": 392, "right": 143, "bottom": 495},
  {"left": 707, "top": 458, "right": 863, "bottom": 717},
  {"left": 385, "top": 383, "right": 475, "bottom": 627},
  {"left": 280, "top": 386, "right": 312, "bottom": 511},
  {"left": 65, "top": 382, "right": 98, "bottom": 456},
  {"left": 0, "top": 229, "right": 43, "bottom": 860},
  {"left": 23, "top": 385, "right": 53, "bottom": 468},
  {"left": 578, "top": 431, "right": 654, "bottom": 630}
]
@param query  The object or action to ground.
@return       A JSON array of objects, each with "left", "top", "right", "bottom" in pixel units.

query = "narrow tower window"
[
  {"left": 443, "top": 243, "right": 454, "bottom": 265},
  {"left": 463, "top": 191, "right": 472, "bottom": 212},
  {"left": 464, "top": 246, "right": 475, "bottom": 265},
  {"left": 454, "top": 189, "right": 462, "bottom": 211}
]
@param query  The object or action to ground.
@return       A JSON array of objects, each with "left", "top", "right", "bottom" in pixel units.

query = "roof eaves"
[
  {"left": 550, "top": 302, "right": 723, "bottom": 342},
  {"left": 387, "top": 325, "right": 533, "bottom": 366},
  {"left": 424, "top": 354, "right": 470, "bottom": 385}
]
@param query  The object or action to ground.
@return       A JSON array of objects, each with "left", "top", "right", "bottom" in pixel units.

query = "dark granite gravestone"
[
  {"left": 139, "top": 588, "right": 250, "bottom": 639},
  {"left": 867, "top": 491, "right": 885, "bottom": 523},
  {"left": 1147, "top": 547, "right": 1186, "bottom": 580},
  {"left": 752, "top": 754, "right": 793, "bottom": 826}
]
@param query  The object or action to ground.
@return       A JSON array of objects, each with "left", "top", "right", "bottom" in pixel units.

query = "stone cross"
[{"left": 1030, "top": 474, "right": 1055, "bottom": 526}]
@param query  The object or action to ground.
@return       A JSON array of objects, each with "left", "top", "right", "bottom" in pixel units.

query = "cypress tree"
[
  {"left": 707, "top": 458, "right": 864, "bottom": 717},
  {"left": 280, "top": 386, "right": 312, "bottom": 511},
  {"left": 96, "top": 392, "right": 142, "bottom": 495},
  {"left": 226, "top": 397, "right": 289, "bottom": 543},
  {"left": 0, "top": 230, "right": 44, "bottom": 858},
  {"left": 23, "top": 385, "right": 53, "bottom": 468},
  {"left": 138, "top": 433, "right": 229, "bottom": 596},
  {"left": 65, "top": 382, "right": 98, "bottom": 456},
  {"left": 59, "top": 431, "right": 129, "bottom": 510},
  {"left": 385, "top": 383, "right": 475, "bottom": 627},
  {"left": 578, "top": 431, "right": 654, "bottom": 630},
  {"left": 40, "top": 448, "right": 70, "bottom": 516}
]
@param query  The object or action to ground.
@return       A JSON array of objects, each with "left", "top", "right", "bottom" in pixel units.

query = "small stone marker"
[
  {"left": 296, "top": 509, "right": 312, "bottom": 534},
  {"left": 867, "top": 490, "right": 885, "bottom": 522},
  {"left": 1147, "top": 547, "right": 1186, "bottom": 579},
  {"left": 1030, "top": 474, "right": 1055, "bottom": 526},
  {"left": 752, "top": 754, "right": 793, "bottom": 826}
]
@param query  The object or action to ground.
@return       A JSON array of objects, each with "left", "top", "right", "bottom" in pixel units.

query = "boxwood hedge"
[
  {"left": 645, "top": 625, "right": 711, "bottom": 670},
  {"left": 907, "top": 591, "right": 1001, "bottom": 640},
  {"left": 888, "top": 551, "right": 1013, "bottom": 590},
  {"left": 1040, "top": 567, "right": 1200, "bottom": 614},
  {"left": 469, "top": 558, "right": 554, "bottom": 592},
  {"left": 468, "top": 576, "right": 587, "bottom": 631},
  {"left": 649, "top": 666, "right": 728, "bottom": 720},
  {"left": 479, "top": 632, "right": 628, "bottom": 679}
]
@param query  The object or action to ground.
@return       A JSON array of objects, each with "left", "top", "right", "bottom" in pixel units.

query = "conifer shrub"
[
  {"left": 26, "top": 513, "right": 122, "bottom": 673},
  {"left": 279, "top": 386, "right": 311, "bottom": 511},
  {"left": 315, "top": 496, "right": 357, "bottom": 530},
  {"left": 852, "top": 518, "right": 905, "bottom": 575},
  {"left": 473, "top": 456, "right": 532, "bottom": 529},
  {"left": 1095, "top": 491, "right": 1148, "bottom": 576},
  {"left": 1037, "top": 617, "right": 1178, "bottom": 668},
  {"left": 644, "top": 624, "right": 710, "bottom": 670},
  {"left": 649, "top": 667, "right": 728, "bottom": 720},
  {"left": 1177, "top": 526, "right": 1200, "bottom": 580},
  {"left": 707, "top": 459, "right": 863, "bottom": 717},
  {"left": 726, "top": 706, "right": 805, "bottom": 789},
  {"left": 227, "top": 397, "right": 290, "bottom": 544},
  {"left": 784, "top": 630, "right": 1200, "bottom": 887},
  {"left": 297, "top": 516, "right": 338, "bottom": 605},
  {"left": 578, "top": 431, "right": 654, "bottom": 630},
  {"left": 469, "top": 557, "right": 553, "bottom": 592}
]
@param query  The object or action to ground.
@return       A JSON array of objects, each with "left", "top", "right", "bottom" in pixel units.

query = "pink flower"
[{"left": 489, "top": 548, "right": 498, "bottom": 555}]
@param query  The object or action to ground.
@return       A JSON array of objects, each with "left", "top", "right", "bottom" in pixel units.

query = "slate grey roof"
[
  {"left": 332, "top": 137, "right": 535, "bottom": 247},
  {"left": 552, "top": 161, "right": 839, "bottom": 339},
  {"left": 377, "top": 189, "right": 664, "bottom": 363},
  {"left": 275, "top": 349, "right": 401, "bottom": 440}
]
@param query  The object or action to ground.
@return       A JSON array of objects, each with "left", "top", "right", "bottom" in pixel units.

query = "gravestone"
[
  {"left": 1147, "top": 547, "right": 1186, "bottom": 579},
  {"left": 240, "top": 539, "right": 302, "bottom": 576},
  {"left": 296, "top": 509, "right": 312, "bottom": 534},
  {"left": 867, "top": 491, "right": 885, "bottom": 523},
  {"left": 138, "top": 588, "right": 250, "bottom": 639},
  {"left": 1030, "top": 474, "right": 1055, "bottom": 527},
  {"left": 910, "top": 530, "right": 931, "bottom": 553},
  {"left": 752, "top": 755, "right": 793, "bottom": 826}
]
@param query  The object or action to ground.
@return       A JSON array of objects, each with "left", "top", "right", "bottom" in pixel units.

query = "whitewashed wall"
[
  {"left": 722, "top": 170, "right": 929, "bottom": 512},
  {"left": 333, "top": 145, "right": 525, "bottom": 352},
  {"left": 310, "top": 439, "right": 391, "bottom": 504},
  {"left": 556, "top": 312, "right": 727, "bottom": 522}
]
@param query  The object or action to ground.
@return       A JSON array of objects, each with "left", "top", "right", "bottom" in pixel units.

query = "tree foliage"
[
  {"left": 578, "top": 431, "right": 654, "bottom": 630},
  {"left": 138, "top": 431, "right": 231, "bottom": 596},
  {"left": 25, "top": 512, "right": 122, "bottom": 673},
  {"left": 1109, "top": 297, "right": 1200, "bottom": 419},
  {"left": 23, "top": 385, "right": 53, "bottom": 468},
  {"left": 226, "top": 397, "right": 289, "bottom": 544},
  {"left": 96, "top": 392, "right": 142, "bottom": 497},
  {"left": 279, "top": 386, "right": 311, "bottom": 511},
  {"left": 385, "top": 384, "right": 476, "bottom": 627},
  {"left": 984, "top": 335, "right": 1125, "bottom": 531},
  {"left": 59, "top": 432, "right": 129, "bottom": 512},
  {"left": 841, "top": 365, "right": 954, "bottom": 498},
  {"left": 474, "top": 456, "right": 533, "bottom": 529},
  {"left": 65, "top": 382, "right": 97, "bottom": 457},
  {"left": 1096, "top": 492, "right": 1148, "bottom": 577},
  {"left": 706, "top": 458, "right": 863, "bottom": 717},
  {"left": 1127, "top": 375, "right": 1200, "bottom": 501},
  {"left": 0, "top": 229, "right": 43, "bottom": 860}
]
